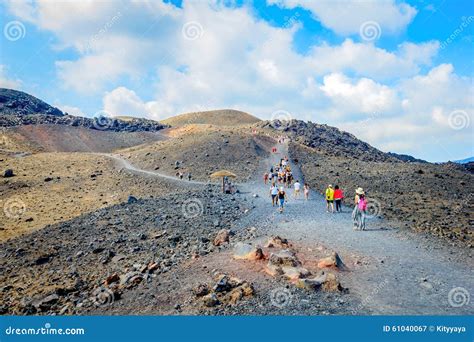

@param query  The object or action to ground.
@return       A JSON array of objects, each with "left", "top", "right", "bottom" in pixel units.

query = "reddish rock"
[
  {"left": 265, "top": 236, "right": 290, "bottom": 248},
  {"left": 233, "top": 242, "right": 264, "bottom": 260},
  {"left": 105, "top": 273, "right": 120, "bottom": 285},
  {"left": 147, "top": 262, "right": 159, "bottom": 272},
  {"left": 213, "top": 229, "right": 230, "bottom": 246},
  {"left": 317, "top": 252, "right": 346, "bottom": 269}
]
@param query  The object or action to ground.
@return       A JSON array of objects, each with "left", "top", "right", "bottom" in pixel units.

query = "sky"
[{"left": 0, "top": 0, "right": 473, "bottom": 162}]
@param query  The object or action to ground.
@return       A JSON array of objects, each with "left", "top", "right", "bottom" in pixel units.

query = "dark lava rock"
[
  {"left": 4, "top": 169, "right": 14, "bottom": 178},
  {"left": 127, "top": 195, "right": 138, "bottom": 204}
]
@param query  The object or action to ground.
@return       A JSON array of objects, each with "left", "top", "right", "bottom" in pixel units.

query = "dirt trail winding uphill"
[{"left": 102, "top": 153, "right": 209, "bottom": 186}]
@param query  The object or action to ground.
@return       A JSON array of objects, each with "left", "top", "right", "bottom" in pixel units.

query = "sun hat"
[
  {"left": 328, "top": 184, "right": 332, "bottom": 188},
  {"left": 355, "top": 187, "right": 365, "bottom": 195}
]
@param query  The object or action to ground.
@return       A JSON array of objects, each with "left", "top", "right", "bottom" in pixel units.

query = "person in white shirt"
[
  {"left": 270, "top": 183, "right": 279, "bottom": 206},
  {"left": 293, "top": 180, "right": 301, "bottom": 199}
]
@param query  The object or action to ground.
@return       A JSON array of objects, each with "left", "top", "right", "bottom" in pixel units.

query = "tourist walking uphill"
[
  {"left": 325, "top": 184, "right": 335, "bottom": 213},
  {"left": 352, "top": 187, "right": 367, "bottom": 230},
  {"left": 334, "top": 185, "right": 344, "bottom": 212}
]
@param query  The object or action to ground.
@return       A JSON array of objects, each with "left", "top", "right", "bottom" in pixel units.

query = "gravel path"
[
  {"left": 238, "top": 140, "right": 473, "bottom": 315},
  {"left": 99, "top": 143, "right": 472, "bottom": 315},
  {"left": 102, "top": 153, "right": 209, "bottom": 186}
]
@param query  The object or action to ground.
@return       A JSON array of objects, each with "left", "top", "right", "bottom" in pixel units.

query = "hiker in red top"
[
  {"left": 263, "top": 172, "right": 269, "bottom": 184},
  {"left": 334, "top": 185, "right": 344, "bottom": 212}
]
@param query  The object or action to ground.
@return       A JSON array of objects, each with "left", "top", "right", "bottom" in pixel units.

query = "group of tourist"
[
  {"left": 263, "top": 149, "right": 369, "bottom": 229},
  {"left": 324, "top": 184, "right": 344, "bottom": 213},
  {"left": 265, "top": 156, "right": 310, "bottom": 213}
]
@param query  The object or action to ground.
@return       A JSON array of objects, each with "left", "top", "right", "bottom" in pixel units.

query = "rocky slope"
[
  {"left": 261, "top": 120, "right": 398, "bottom": 162},
  {"left": 0, "top": 88, "right": 167, "bottom": 132},
  {"left": 0, "top": 188, "right": 252, "bottom": 315},
  {"left": 0, "top": 88, "right": 63, "bottom": 117}
]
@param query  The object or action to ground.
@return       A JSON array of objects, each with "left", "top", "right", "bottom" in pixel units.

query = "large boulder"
[
  {"left": 268, "top": 249, "right": 300, "bottom": 267},
  {"left": 3, "top": 169, "right": 14, "bottom": 178},
  {"left": 296, "top": 271, "right": 344, "bottom": 292},
  {"left": 233, "top": 242, "right": 264, "bottom": 261},
  {"left": 317, "top": 252, "right": 346, "bottom": 270},
  {"left": 264, "top": 236, "right": 290, "bottom": 248},
  {"left": 213, "top": 229, "right": 230, "bottom": 246}
]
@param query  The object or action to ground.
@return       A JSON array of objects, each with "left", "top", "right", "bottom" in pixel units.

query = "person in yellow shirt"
[{"left": 325, "top": 184, "right": 335, "bottom": 213}]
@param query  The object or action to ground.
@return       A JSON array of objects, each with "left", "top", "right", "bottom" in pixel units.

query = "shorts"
[
  {"left": 326, "top": 199, "right": 334, "bottom": 203},
  {"left": 271, "top": 194, "right": 277, "bottom": 200}
]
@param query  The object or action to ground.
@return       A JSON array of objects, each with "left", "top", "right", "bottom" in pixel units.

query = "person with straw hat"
[{"left": 352, "top": 187, "right": 367, "bottom": 230}]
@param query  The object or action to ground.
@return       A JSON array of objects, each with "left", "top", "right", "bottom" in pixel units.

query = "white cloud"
[
  {"left": 56, "top": 104, "right": 85, "bottom": 117},
  {"left": 0, "top": 65, "right": 22, "bottom": 89},
  {"left": 320, "top": 73, "right": 399, "bottom": 117},
  {"left": 268, "top": 0, "right": 417, "bottom": 36},
  {"left": 103, "top": 87, "right": 161, "bottom": 119}
]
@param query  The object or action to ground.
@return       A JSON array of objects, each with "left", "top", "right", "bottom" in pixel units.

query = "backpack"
[{"left": 358, "top": 197, "right": 367, "bottom": 211}]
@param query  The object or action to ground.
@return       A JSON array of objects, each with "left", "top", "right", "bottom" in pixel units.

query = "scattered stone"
[
  {"left": 265, "top": 236, "right": 290, "bottom": 248},
  {"left": 111, "top": 254, "right": 126, "bottom": 263},
  {"left": 3, "top": 169, "right": 14, "bottom": 178},
  {"left": 269, "top": 249, "right": 300, "bottom": 267},
  {"left": 213, "top": 229, "right": 230, "bottom": 246},
  {"left": 34, "top": 255, "right": 52, "bottom": 265},
  {"left": 296, "top": 272, "right": 344, "bottom": 292},
  {"left": 127, "top": 195, "right": 138, "bottom": 204},
  {"left": 317, "top": 252, "right": 346, "bottom": 270},
  {"left": 193, "top": 284, "right": 210, "bottom": 297},
  {"left": 281, "top": 266, "right": 310, "bottom": 281},
  {"left": 147, "top": 262, "right": 159, "bottom": 272},
  {"left": 233, "top": 242, "right": 264, "bottom": 261},
  {"left": 105, "top": 273, "right": 120, "bottom": 286},
  {"left": 32, "top": 294, "right": 59, "bottom": 311},
  {"left": 44, "top": 177, "right": 53, "bottom": 182},
  {"left": 202, "top": 293, "right": 219, "bottom": 307}
]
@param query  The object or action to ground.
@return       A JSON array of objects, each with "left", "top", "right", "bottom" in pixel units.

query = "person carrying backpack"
[
  {"left": 325, "top": 184, "right": 335, "bottom": 213},
  {"left": 277, "top": 186, "right": 287, "bottom": 213},
  {"left": 352, "top": 187, "right": 366, "bottom": 230}
]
